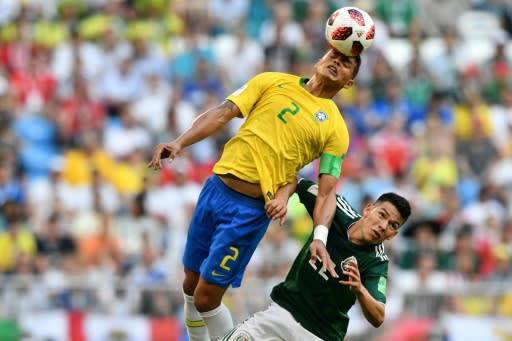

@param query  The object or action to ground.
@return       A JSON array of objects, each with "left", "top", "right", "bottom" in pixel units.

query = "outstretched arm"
[
  {"left": 309, "top": 173, "right": 338, "bottom": 278},
  {"left": 148, "top": 100, "right": 241, "bottom": 169}
]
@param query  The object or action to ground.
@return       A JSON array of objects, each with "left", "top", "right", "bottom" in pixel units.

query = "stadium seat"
[
  {"left": 456, "top": 10, "right": 501, "bottom": 41},
  {"left": 380, "top": 38, "right": 413, "bottom": 71}
]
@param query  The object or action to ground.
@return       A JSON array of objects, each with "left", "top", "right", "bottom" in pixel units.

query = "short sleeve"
[
  {"left": 322, "top": 116, "right": 349, "bottom": 158},
  {"left": 362, "top": 261, "right": 388, "bottom": 304},
  {"left": 319, "top": 112, "right": 349, "bottom": 178},
  {"left": 226, "top": 72, "right": 271, "bottom": 117},
  {"left": 296, "top": 178, "right": 318, "bottom": 216}
]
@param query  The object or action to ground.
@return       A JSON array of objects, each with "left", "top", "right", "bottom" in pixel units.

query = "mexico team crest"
[
  {"left": 315, "top": 111, "right": 328, "bottom": 122},
  {"left": 341, "top": 256, "right": 357, "bottom": 272}
]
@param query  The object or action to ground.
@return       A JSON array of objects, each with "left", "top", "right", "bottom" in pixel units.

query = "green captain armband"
[{"left": 319, "top": 153, "right": 344, "bottom": 179}]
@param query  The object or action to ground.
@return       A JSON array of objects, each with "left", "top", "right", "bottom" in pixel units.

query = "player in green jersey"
[{"left": 222, "top": 178, "right": 411, "bottom": 341}]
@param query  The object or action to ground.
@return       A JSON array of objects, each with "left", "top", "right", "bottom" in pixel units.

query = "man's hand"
[
  {"left": 265, "top": 179, "right": 297, "bottom": 225},
  {"left": 339, "top": 259, "right": 362, "bottom": 293},
  {"left": 309, "top": 240, "right": 338, "bottom": 278},
  {"left": 148, "top": 141, "right": 181, "bottom": 170},
  {"left": 265, "top": 198, "right": 287, "bottom": 225}
]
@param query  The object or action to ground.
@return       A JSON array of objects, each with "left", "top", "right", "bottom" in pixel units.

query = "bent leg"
[
  {"left": 195, "top": 277, "right": 233, "bottom": 341},
  {"left": 183, "top": 269, "right": 209, "bottom": 341}
]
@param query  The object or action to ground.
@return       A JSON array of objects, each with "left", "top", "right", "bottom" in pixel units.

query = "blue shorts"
[{"left": 183, "top": 175, "right": 271, "bottom": 288}]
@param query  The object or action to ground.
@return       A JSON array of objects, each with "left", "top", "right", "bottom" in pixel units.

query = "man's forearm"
[
  {"left": 312, "top": 192, "right": 336, "bottom": 227},
  {"left": 312, "top": 174, "right": 337, "bottom": 228},
  {"left": 176, "top": 100, "right": 240, "bottom": 148},
  {"left": 355, "top": 286, "right": 385, "bottom": 327},
  {"left": 277, "top": 177, "right": 298, "bottom": 199}
]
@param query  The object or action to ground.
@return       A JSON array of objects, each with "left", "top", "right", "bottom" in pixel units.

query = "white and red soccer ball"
[{"left": 325, "top": 7, "right": 375, "bottom": 56}]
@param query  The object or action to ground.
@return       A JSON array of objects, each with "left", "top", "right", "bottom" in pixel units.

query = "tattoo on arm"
[{"left": 218, "top": 100, "right": 242, "bottom": 118}]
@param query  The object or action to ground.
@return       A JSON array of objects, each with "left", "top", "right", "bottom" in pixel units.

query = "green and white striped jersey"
[{"left": 271, "top": 179, "right": 389, "bottom": 341}]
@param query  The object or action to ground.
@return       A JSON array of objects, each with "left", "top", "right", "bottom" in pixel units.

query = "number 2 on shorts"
[{"left": 220, "top": 246, "right": 239, "bottom": 271}]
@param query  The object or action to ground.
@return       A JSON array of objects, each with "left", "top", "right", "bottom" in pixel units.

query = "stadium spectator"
[
  {"left": 0, "top": 202, "right": 36, "bottom": 273},
  {"left": 35, "top": 212, "right": 76, "bottom": 269}
]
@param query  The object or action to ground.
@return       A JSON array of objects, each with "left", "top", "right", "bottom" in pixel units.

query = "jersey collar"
[{"left": 299, "top": 77, "right": 309, "bottom": 87}]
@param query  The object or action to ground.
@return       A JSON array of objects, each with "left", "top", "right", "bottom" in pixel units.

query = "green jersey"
[{"left": 270, "top": 179, "right": 389, "bottom": 341}]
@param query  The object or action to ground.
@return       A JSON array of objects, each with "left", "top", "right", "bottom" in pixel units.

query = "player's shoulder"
[
  {"left": 368, "top": 243, "right": 390, "bottom": 265},
  {"left": 297, "top": 177, "right": 317, "bottom": 193},
  {"left": 334, "top": 193, "right": 361, "bottom": 220},
  {"left": 255, "top": 71, "right": 300, "bottom": 83},
  {"left": 296, "top": 179, "right": 360, "bottom": 215}
]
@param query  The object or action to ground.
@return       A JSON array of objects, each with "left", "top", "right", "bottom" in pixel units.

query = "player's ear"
[
  {"left": 343, "top": 79, "right": 354, "bottom": 89},
  {"left": 362, "top": 203, "right": 373, "bottom": 216}
]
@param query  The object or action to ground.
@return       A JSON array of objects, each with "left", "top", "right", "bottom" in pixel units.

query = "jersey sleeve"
[
  {"left": 362, "top": 260, "right": 388, "bottom": 304},
  {"left": 296, "top": 178, "right": 318, "bottom": 217},
  {"left": 319, "top": 114, "right": 350, "bottom": 178},
  {"left": 226, "top": 72, "right": 271, "bottom": 117}
]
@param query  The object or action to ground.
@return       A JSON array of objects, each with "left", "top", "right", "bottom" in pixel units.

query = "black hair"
[
  {"left": 374, "top": 192, "right": 411, "bottom": 222},
  {"left": 327, "top": 48, "right": 362, "bottom": 79},
  {"left": 352, "top": 55, "right": 361, "bottom": 78}
]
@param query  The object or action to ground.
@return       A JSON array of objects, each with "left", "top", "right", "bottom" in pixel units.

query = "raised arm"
[
  {"left": 148, "top": 100, "right": 241, "bottom": 170},
  {"left": 309, "top": 173, "right": 338, "bottom": 278}
]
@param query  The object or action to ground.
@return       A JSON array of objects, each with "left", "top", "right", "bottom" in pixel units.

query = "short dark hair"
[
  {"left": 351, "top": 55, "right": 361, "bottom": 78},
  {"left": 375, "top": 192, "right": 411, "bottom": 222},
  {"left": 324, "top": 48, "right": 362, "bottom": 79}
]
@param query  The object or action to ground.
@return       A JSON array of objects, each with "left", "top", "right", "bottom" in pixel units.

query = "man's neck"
[
  {"left": 347, "top": 223, "right": 365, "bottom": 245},
  {"left": 304, "top": 75, "right": 339, "bottom": 99}
]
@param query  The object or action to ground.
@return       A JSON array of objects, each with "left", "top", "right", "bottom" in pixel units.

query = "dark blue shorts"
[{"left": 182, "top": 175, "right": 271, "bottom": 288}]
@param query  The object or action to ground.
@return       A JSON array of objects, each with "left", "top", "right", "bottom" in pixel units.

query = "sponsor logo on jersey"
[{"left": 315, "top": 111, "right": 328, "bottom": 122}]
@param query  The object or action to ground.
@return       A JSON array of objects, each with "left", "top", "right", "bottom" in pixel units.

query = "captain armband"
[{"left": 319, "top": 153, "right": 344, "bottom": 179}]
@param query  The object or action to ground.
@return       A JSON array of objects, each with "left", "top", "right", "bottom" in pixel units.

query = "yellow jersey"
[{"left": 213, "top": 72, "right": 350, "bottom": 200}]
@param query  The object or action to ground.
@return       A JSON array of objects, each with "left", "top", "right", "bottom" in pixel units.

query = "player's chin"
[
  {"left": 370, "top": 234, "right": 384, "bottom": 244},
  {"left": 321, "top": 73, "right": 343, "bottom": 88}
]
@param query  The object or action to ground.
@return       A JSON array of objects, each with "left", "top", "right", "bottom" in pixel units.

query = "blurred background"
[{"left": 0, "top": 0, "right": 511, "bottom": 340}]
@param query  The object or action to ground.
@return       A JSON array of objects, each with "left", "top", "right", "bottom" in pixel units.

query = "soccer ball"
[{"left": 325, "top": 7, "right": 375, "bottom": 56}]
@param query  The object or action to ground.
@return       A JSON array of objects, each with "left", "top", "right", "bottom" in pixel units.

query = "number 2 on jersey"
[{"left": 277, "top": 102, "right": 300, "bottom": 124}]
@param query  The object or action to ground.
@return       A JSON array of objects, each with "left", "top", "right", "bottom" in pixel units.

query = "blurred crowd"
[{"left": 0, "top": 0, "right": 511, "bottom": 333}]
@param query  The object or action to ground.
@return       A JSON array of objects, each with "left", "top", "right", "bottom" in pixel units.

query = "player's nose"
[{"left": 377, "top": 220, "right": 387, "bottom": 231}]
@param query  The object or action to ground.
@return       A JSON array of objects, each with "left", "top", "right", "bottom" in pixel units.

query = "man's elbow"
[
  {"left": 369, "top": 313, "right": 385, "bottom": 328},
  {"left": 370, "top": 317, "right": 384, "bottom": 328}
]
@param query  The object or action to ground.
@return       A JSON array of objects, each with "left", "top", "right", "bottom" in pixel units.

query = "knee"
[
  {"left": 193, "top": 290, "right": 221, "bottom": 312},
  {"left": 182, "top": 269, "right": 200, "bottom": 296}
]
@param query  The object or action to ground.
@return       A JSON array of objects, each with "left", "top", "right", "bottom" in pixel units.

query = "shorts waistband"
[{"left": 211, "top": 175, "right": 265, "bottom": 209}]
